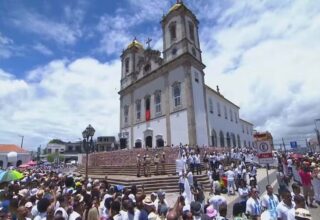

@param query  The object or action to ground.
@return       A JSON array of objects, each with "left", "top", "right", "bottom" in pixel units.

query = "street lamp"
[{"left": 82, "top": 124, "right": 95, "bottom": 180}]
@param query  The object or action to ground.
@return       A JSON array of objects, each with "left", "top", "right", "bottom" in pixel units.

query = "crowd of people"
[{"left": 0, "top": 147, "right": 318, "bottom": 220}]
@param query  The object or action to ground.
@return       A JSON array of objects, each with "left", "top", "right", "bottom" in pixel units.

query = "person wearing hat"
[
  {"left": 142, "top": 196, "right": 160, "bottom": 220},
  {"left": 153, "top": 154, "right": 160, "bottom": 175},
  {"left": 137, "top": 154, "right": 142, "bottom": 177},
  {"left": 295, "top": 208, "right": 312, "bottom": 220},
  {"left": 203, "top": 204, "right": 217, "bottom": 220}
]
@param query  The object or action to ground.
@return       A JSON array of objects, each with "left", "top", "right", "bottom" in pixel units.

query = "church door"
[
  {"left": 156, "top": 139, "right": 164, "bottom": 147},
  {"left": 120, "top": 138, "right": 127, "bottom": 149},
  {"left": 145, "top": 136, "right": 152, "bottom": 148}
]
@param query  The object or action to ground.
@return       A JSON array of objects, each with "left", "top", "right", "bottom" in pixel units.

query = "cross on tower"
[
  {"left": 176, "top": 0, "right": 183, "bottom": 3},
  {"left": 146, "top": 37, "right": 152, "bottom": 48},
  {"left": 216, "top": 85, "right": 220, "bottom": 94}
]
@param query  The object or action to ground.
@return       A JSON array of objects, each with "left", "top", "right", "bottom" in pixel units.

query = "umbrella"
[
  {"left": 19, "top": 164, "right": 30, "bottom": 168},
  {"left": 27, "top": 160, "right": 37, "bottom": 166},
  {"left": 0, "top": 170, "right": 24, "bottom": 183}
]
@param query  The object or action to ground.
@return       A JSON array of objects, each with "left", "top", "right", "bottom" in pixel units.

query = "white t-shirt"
[
  {"left": 187, "top": 172, "right": 193, "bottom": 186},
  {"left": 238, "top": 187, "right": 249, "bottom": 201},
  {"left": 246, "top": 197, "right": 262, "bottom": 216},
  {"left": 68, "top": 211, "right": 81, "bottom": 220},
  {"left": 261, "top": 194, "right": 279, "bottom": 211},
  {"left": 209, "top": 195, "right": 227, "bottom": 211},
  {"left": 225, "top": 170, "right": 235, "bottom": 181},
  {"left": 276, "top": 201, "right": 295, "bottom": 220}
]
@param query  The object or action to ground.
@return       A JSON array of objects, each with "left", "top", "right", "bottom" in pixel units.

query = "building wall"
[
  {"left": 191, "top": 67, "right": 208, "bottom": 146},
  {"left": 0, "top": 153, "right": 31, "bottom": 169},
  {"left": 170, "top": 109, "right": 189, "bottom": 145},
  {"left": 133, "top": 115, "right": 167, "bottom": 148}
]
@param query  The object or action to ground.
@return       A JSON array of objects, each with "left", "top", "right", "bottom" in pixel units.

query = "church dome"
[
  {"left": 127, "top": 39, "right": 144, "bottom": 50},
  {"left": 168, "top": 3, "right": 183, "bottom": 13}
]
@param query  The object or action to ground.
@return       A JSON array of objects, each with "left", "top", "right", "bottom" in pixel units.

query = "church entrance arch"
[
  {"left": 145, "top": 136, "right": 152, "bottom": 148},
  {"left": 156, "top": 135, "right": 164, "bottom": 147},
  {"left": 144, "top": 128, "right": 153, "bottom": 148},
  {"left": 135, "top": 139, "right": 142, "bottom": 148},
  {"left": 120, "top": 138, "right": 127, "bottom": 149},
  {"left": 226, "top": 132, "right": 231, "bottom": 147}
]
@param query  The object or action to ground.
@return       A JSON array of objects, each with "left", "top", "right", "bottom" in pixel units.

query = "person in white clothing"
[
  {"left": 208, "top": 188, "right": 227, "bottom": 211},
  {"left": 261, "top": 185, "right": 279, "bottom": 219},
  {"left": 276, "top": 189, "right": 295, "bottom": 220},
  {"left": 224, "top": 167, "right": 235, "bottom": 195},
  {"left": 246, "top": 187, "right": 262, "bottom": 219},
  {"left": 195, "top": 153, "right": 201, "bottom": 175}
]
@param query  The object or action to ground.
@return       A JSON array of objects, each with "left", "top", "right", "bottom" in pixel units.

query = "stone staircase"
[
  {"left": 77, "top": 163, "right": 211, "bottom": 194},
  {"left": 76, "top": 147, "right": 233, "bottom": 194}
]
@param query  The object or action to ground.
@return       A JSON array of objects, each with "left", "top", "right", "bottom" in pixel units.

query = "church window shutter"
[
  {"left": 124, "top": 105, "right": 129, "bottom": 124},
  {"left": 154, "top": 90, "right": 161, "bottom": 114},
  {"left": 189, "top": 22, "right": 195, "bottom": 41},
  {"left": 209, "top": 98, "right": 213, "bottom": 114},
  {"left": 169, "top": 22, "right": 177, "bottom": 42},
  {"left": 136, "top": 100, "right": 141, "bottom": 120},
  {"left": 125, "top": 58, "right": 130, "bottom": 73},
  {"left": 172, "top": 82, "right": 181, "bottom": 107}
]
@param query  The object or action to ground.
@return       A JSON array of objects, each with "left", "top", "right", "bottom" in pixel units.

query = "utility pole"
[
  {"left": 282, "top": 138, "right": 286, "bottom": 154},
  {"left": 19, "top": 135, "right": 24, "bottom": 148}
]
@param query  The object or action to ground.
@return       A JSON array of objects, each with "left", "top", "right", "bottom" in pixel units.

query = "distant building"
[
  {"left": 96, "top": 136, "right": 117, "bottom": 151},
  {"left": 0, "top": 144, "right": 31, "bottom": 169}
]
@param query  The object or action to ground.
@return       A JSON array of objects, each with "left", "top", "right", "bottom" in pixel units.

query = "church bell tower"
[{"left": 161, "top": 1, "right": 202, "bottom": 63}]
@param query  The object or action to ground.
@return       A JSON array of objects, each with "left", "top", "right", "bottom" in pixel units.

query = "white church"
[{"left": 118, "top": 2, "right": 254, "bottom": 149}]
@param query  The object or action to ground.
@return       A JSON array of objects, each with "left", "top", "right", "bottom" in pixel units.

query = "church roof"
[
  {"left": 127, "top": 39, "right": 144, "bottom": 50},
  {"left": 0, "top": 144, "right": 28, "bottom": 153}
]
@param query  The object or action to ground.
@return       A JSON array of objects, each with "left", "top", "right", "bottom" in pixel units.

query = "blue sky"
[{"left": 1, "top": 0, "right": 320, "bottom": 150}]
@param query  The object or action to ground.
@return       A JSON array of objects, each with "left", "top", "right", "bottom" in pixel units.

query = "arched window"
[
  {"left": 217, "top": 102, "right": 221, "bottom": 116},
  {"left": 226, "top": 132, "right": 231, "bottom": 147},
  {"left": 230, "top": 109, "right": 233, "bottom": 121},
  {"left": 231, "top": 133, "right": 236, "bottom": 147},
  {"left": 211, "top": 129, "right": 217, "bottom": 146},
  {"left": 244, "top": 140, "right": 247, "bottom": 147},
  {"left": 219, "top": 131, "right": 225, "bottom": 147},
  {"left": 124, "top": 105, "right": 129, "bottom": 124},
  {"left": 154, "top": 91, "right": 161, "bottom": 114},
  {"left": 224, "top": 106, "right": 228, "bottom": 119},
  {"left": 209, "top": 98, "right": 213, "bottom": 113},
  {"left": 235, "top": 111, "right": 238, "bottom": 123},
  {"left": 125, "top": 58, "right": 130, "bottom": 73},
  {"left": 172, "top": 82, "right": 181, "bottom": 107},
  {"left": 169, "top": 22, "right": 177, "bottom": 42},
  {"left": 145, "top": 95, "right": 151, "bottom": 121},
  {"left": 136, "top": 100, "right": 141, "bottom": 120},
  {"left": 237, "top": 134, "right": 241, "bottom": 148},
  {"left": 188, "top": 21, "right": 195, "bottom": 41}
]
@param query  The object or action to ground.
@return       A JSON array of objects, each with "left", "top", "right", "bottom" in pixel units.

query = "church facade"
[{"left": 118, "top": 2, "right": 254, "bottom": 149}]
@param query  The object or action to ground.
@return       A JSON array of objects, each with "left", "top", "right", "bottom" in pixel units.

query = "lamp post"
[
  {"left": 315, "top": 119, "right": 320, "bottom": 151},
  {"left": 82, "top": 124, "right": 95, "bottom": 180}
]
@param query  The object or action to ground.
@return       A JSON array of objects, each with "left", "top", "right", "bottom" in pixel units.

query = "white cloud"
[
  {"left": 0, "top": 58, "right": 121, "bottom": 150},
  {"left": 10, "top": 11, "right": 82, "bottom": 45},
  {"left": 33, "top": 43, "right": 53, "bottom": 56},
  {"left": 0, "top": 32, "right": 14, "bottom": 58},
  {"left": 201, "top": 0, "right": 320, "bottom": 141}
]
